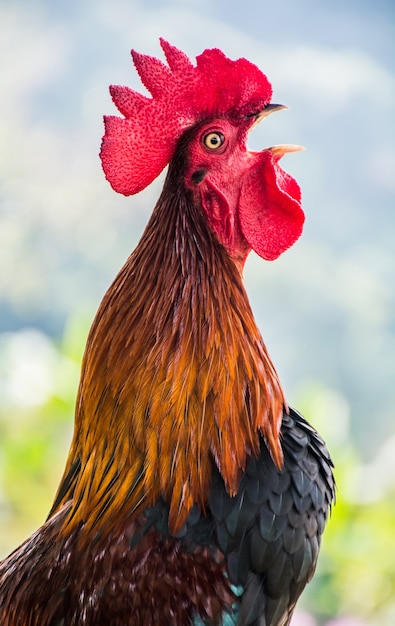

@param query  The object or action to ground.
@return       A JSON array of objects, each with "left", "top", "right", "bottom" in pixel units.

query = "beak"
[
  {"left": 249, "top": 103, "right": 288, "bottom": 129},
  {"left": 259, "top": 103, "right": 288, "bottom": 119},
  {"left": 248, "top": 105, "right": 305, "bottom": 155},
  {"left": 268, "top": 144, "right": 305, "bottom": 157}
]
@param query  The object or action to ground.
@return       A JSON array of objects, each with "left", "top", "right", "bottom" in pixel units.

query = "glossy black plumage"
[{"left": 208, "top": 407, "right": 335, "bottom": 625}]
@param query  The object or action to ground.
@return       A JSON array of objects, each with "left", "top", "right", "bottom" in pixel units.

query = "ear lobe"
[
  {"left": 238, "top": 153, "right": 304, "bottom": 260},
  {"left": 199, "top": 180, "right": 234, "bottom": 245}
]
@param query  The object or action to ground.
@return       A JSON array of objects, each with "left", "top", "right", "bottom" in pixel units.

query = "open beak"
[{"left": 249, "top": 104, "right": 305, "bottom": 155}]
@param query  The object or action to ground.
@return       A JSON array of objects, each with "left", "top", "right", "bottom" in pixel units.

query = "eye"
[{"left": 203, "top": 131, "right": 225, "bottom": 150}]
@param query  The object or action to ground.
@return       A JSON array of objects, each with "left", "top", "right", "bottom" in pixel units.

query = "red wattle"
[{"left": 238, "top": 152, "right": 305, "bottom": 260}]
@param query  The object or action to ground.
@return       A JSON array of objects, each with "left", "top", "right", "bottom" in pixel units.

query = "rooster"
[{"left": 0, "top": 40, "right": 335, "bottom": 626}]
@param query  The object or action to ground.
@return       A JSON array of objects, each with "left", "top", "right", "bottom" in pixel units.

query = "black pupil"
[{"left": 204, "top": 132, "right": 224, "bottom": 149}]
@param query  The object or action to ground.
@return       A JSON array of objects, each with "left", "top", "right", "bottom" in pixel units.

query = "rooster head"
[{"left": 100, "top": 39, "right": 305, "bottom": 264}]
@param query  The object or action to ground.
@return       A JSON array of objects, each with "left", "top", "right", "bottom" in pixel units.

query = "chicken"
[{"left": 0, "top": 39, "right": 335, "bottom": 626}]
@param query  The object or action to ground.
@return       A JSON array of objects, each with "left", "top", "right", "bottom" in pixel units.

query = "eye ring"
[{"left": 203, "top": 131, "right": 225, "bottom": 150}]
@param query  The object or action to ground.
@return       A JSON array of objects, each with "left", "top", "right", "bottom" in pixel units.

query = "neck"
[{"left": 53, "top": 168, "right": 285, "bottom": 538}]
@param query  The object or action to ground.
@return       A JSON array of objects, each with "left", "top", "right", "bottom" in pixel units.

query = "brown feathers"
[
  {"left": 0, "top": 506, "right": 234, "bottom": 626},
  {"left": 51, "top": 138, "right": 285, "bottom": 540}
]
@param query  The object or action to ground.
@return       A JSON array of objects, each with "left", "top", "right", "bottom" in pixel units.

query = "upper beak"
[
  {"left": 249, "top": 103, "right": 288, "bottom": 129},
  {"left": 257, "top": 103, "right": 288, "bottom": 120}
]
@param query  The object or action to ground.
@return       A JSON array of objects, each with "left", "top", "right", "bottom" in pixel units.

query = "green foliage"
[
  {"left": 0, "top": 316, "right": 88, "bottom": 555},
  {"left": 1, "top": 327, "right": 395, "bottom": 625}
]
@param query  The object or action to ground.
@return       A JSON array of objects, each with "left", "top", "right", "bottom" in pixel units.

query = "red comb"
[{"left": 100, "top": 39, "right": 273, "bottom": 196}]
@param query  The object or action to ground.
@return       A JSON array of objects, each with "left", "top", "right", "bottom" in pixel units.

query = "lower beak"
[{"left": 268, "top": 144, "right": 305, "bottom": 157}]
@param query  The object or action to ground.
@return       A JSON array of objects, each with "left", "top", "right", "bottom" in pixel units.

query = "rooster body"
[{"left": 0, "top": 40, "right": 334, "bottom": 626}]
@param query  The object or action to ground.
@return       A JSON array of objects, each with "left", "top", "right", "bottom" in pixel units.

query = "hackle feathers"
[{"left": 53, "top": 148, "right": 286, "bottom": 538}]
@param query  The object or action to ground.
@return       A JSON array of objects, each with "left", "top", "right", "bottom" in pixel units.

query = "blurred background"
[{"left": 0, "top": 0, "right": 394, "bottom": 624}]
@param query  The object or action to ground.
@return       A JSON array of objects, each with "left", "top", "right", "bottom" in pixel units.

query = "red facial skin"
[{"left": 185, "top": 119, "right": 305, "bottom": 270}]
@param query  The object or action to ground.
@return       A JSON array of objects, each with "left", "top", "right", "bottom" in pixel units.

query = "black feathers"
[
  {"left": 148, "top": 406, "right": 334, "bottom": 626},
  {"left": 206, "top": 406, "right": 335, "bottom": 626}
]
